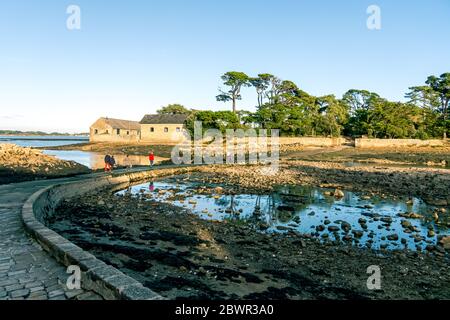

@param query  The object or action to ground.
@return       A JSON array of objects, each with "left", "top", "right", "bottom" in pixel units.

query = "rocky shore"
[
  {"left": 48, "top": 163, "right": 450, "bottom": 300},
  {"left": 196, "top": 161, "right": 450, "bottom": 206},
  {"left": 0, "top": 144, "right": 90, "bottom": 184}
]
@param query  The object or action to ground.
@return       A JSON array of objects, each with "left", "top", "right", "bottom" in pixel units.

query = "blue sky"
[{"left": 1, "top": 0, "right": 449, "bottom": 133}]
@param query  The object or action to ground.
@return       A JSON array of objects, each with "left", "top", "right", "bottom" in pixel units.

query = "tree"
[
  {"left": 216, "top": 72, "right": 251, "bottom": 113},
  {"left": 342, "top": 89, "right": 380, "bottom": 115},
  {"left": 405, "top": 86, "right": 440, "bottom": 110},
  {"left": 186, "top": 110, "right": 242, "bottom": 134},
  {"left": 315, "top": 95, "right": 348, "bottom": 137},
  {"left": 342, "top": 90, "right": 382, "bottom": 137},
  {"left": 249, "top": 74, "right": 271, "bottom": 108},
  {"left": 157, "top": 104, "right": 192, "bottom": 115},
  {"left": 426, "top": 73, "right": 450, "bottom": 138}
]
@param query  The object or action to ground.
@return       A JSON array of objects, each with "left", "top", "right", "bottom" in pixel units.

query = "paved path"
[
  {"left": 0, "top": 175, "right": 107, "bottom": 300},
  {"left": 0, "top": 165, "right": 192, "bottom": 300}
]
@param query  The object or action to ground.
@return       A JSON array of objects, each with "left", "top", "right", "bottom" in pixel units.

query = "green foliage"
[
  {"left": 209, "top": 71, "right": 450, "bottom": 138},
  {"left": 216, "top": 71, "right": 251, "bottom": 113},
  {"left": 157, "top": 104, "right": 192, "bottom": 115},
  {"left": 185, "top": 110, "right": 242, "bottom": 135}
]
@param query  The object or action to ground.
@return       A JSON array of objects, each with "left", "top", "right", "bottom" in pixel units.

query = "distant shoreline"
[{"left": 0, "top": 131, "right": 89, "bottom": 137}]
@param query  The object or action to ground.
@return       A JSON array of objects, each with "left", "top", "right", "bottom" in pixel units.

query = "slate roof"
[
  {"left": 140, "top": 114, "right": 188, "bottom": 125},
  {"left": 96, "top": 118, "right": 141, "bottom": 130}
]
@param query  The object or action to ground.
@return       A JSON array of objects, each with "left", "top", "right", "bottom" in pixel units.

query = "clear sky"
[{"left": 1, "top": 0, "right": 449, "bottom": 133}]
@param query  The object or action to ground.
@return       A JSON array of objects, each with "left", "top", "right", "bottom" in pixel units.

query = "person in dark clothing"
[
  {"left": 104, "top": 154, "right": 111, "bottom": 172},
  {"left": 109, "top": 155, "right": 116, "bottom": 171}
]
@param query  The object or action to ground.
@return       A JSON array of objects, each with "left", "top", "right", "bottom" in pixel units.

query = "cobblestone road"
[{"left": 0, "top": 177, "right": 103, "bottom": 300}]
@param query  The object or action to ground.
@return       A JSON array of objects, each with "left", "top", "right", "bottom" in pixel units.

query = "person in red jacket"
[{"left": 149, "top": 151, "right": 155, "bottom": 166}]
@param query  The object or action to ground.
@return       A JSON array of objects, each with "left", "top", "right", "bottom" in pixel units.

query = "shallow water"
[
  {"left": 116, "top": 179, "right": 450, "bottom": 251},
  {"left": 43, "top": 150, "right": 151, "bottom": 169},
  {"left": 0, "top": 135, "right": 88, "bottom": 147}
]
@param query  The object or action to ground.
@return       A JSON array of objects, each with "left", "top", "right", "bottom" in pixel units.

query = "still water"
[
  {"left": 0, "top": 136, "right": 150, "bottom": 169},
  {"left": 0, "top": 135, "right": 88, "bottom": 148},
  {"left": 43, "top": 150, "right": 151, "bottom": 169},
  {"left": 117, "top": 180, "right": 450, "bottom": 251}
]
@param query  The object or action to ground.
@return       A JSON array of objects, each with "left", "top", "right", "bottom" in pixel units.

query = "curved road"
[{"left": 0, "top": 173, "right": 111, "bottom": 300}]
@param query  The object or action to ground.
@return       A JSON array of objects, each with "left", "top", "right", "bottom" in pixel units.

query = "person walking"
[
  {"left": 110, "top": 155, "right": 116, "bottom": 171},
  {"left": 104, "top": 154, "right": 111, "bottom": 172},
  {"left": 149, "top": 151, "right": 155, "bottom": 167}
]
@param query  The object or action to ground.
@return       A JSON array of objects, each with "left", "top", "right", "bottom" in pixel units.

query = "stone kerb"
[{"left": 20, "top": 168, "right": 197, "bottom": 300}]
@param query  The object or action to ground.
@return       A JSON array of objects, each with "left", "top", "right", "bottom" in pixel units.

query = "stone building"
[
  {"left": 140, "top": 114, "right": 188, "bottom": 144},
  {"left": 89, "top": 117, "right": 141, "bottom": 143},
  {"left": 89, "top": 114, "right": 188, "bottom": 144}
]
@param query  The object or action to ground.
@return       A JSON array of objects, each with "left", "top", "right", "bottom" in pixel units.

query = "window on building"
[
  {"left": 126, "top": 131, "right": 130, "bottom": 135},
  {"left": 150, "top": 127, "right": 155, "bottom": 132},
  {"left": 176, "top": 127, "right": 181, "bottom": 132},
  {"left": 116, "top": 129, "right": 120, "bottom": 135},
  {"left": 94, "top": 129, "right": 98, "bottom": 134},
  {"left": 106, "top": 130, "right": 109, "bottom": 134},
  {"left": 164, "top": 127, "right": 169, "bottom": 133}
]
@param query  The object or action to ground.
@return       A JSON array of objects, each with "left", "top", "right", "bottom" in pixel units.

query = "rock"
[
  {"left": 352, "top": 230, "right": 364, "bottom": 238},
  {"left": 399, "top": 212, "right": 423, "bottom": 219},
  {"left": 334, "top": 189, "right": 345, "bottom": 198},
  {"left": 342, "top": 235, "right": 352, "bottom": 242},
  {"left": 316, "top": 225, "right": 325, "bottom": 232},
  {"left": 259, "top": 223, "right": 269, "bottom": 230},
  {"left": 179, "top": 266, "right": 188, "bottom": 272},
  {"left": 97, "top": 200, "right": 105, "bottom": 206},
  {"left": 427, "top": 230, "right": 435, "bottom": 238},
  {"left": 438, "top": 236, "right": 450, "bottom": 250},
  {"left": 198, "top": 267, "right": 207, "bottom": 276},
  {"left": 380, "top": 217, "right": 393, "bottom": 224},
  {"left": 399, "top": 267, "right": 409, "bottom": 275},
  {"left": 387, "top": 234, "right": 399, "bottom": 241},
  {"left": 341, "top": 222, "right": 351, "bottom": 232},
  {"left": 401, "top": 220, "right": 413, "bottom": 230},
  {"left": 328, "top": 226, "right": 340, "bottom": 232}
]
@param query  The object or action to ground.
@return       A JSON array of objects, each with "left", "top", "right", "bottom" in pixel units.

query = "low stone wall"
[
  {"left": 278, "top": 137, "right": 345, "bottom": 147},
  {"left": 355, "top": 138, "right": 447, "bottom": 148},
  {"left": 21, "top": 166, "right": 199, "bottom": 300},
  {"left": 222, "top": 137, "right": 345, "bottom": 147}
]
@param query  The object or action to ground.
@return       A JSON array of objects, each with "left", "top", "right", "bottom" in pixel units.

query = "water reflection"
[
  {"left": 43, "top": 150, "right": 156, "bottom": 169},
  {"left": 116, "top": 180, "right": 450, "bottom": 251}
]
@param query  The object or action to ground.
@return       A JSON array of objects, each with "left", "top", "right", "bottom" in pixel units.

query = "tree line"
[{"left": 157, "top": 72, "right": 450, "bottom": 139}]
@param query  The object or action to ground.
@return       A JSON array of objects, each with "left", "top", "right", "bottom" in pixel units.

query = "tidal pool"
[{"left": 116, "top": 179, "right": 450, "bottom": 251}]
